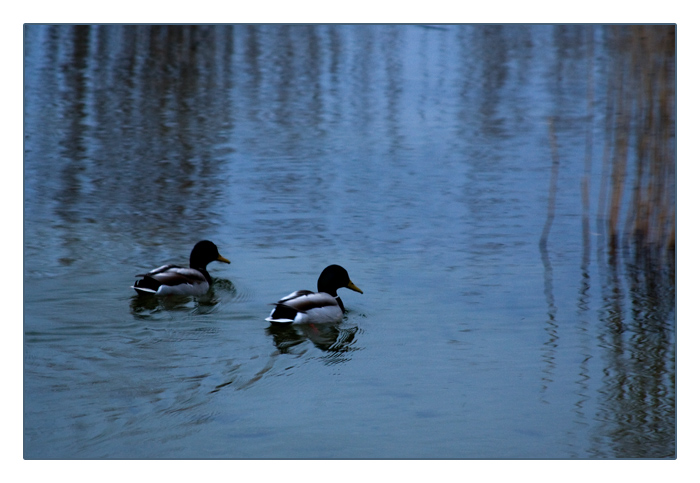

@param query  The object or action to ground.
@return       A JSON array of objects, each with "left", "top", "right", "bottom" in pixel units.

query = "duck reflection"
[
  {"left": 130, "top": 277, "right": 235, "bottom": 317},
  {"left": 266, "top": 322, "right": 360, "bottom": 355}
]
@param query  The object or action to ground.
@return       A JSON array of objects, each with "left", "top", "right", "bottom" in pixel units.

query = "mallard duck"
[
  {"left": 265, "top": 264, "right": 363, "bottom": 324},
  {"left": 132, "top": 240, "right": 230, "bottom": 296}
]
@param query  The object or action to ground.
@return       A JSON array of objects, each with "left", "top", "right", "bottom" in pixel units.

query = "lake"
[{"left": 23, "top": 24, "right": 676, "bottom": 459}]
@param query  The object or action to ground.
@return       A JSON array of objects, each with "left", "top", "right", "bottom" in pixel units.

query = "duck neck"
[
  {"left": 192, "top": 264, "right": 212, "bottom": 284},
  {"left": 336, "top": 296, "right": 346, "bottom": 313},
  {"left": 317, "top": 282, "right": 338, "bottom": 297}
]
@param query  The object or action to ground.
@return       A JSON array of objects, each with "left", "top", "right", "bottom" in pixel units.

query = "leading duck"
[
  {"left": 266, "top": 264, "right": 363, "bottom": 324},
  {"left": 132, "top": 240, "right": 230, "bottom": 296}
]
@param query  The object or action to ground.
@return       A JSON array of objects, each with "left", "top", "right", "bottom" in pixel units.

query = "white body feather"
[
  {"left": 265, "top": 291, "right": 344, "bottom": 324},
  {"left": 132, "top": 265, "right": 210, "bottom": 296}
]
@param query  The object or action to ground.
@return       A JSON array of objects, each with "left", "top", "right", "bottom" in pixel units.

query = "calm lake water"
[{"left": 23, "top": 24, "right": 676, "bottom": 459}]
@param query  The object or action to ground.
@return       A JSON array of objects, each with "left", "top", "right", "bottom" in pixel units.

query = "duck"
[
  {"left": 266, "top": 264, "right": 363, "bottom": 324},
  {"left": 132, "top": 240, "right": 230, "bottom": 296}
]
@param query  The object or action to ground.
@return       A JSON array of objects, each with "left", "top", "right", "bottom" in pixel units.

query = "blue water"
[{"left": 23, "top": 24, "right": 675, "bottom": 459}]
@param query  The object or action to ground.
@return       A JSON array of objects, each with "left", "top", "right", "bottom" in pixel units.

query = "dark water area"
[{"left": 23, "top": 24, "right": 676, "bottom": 459}]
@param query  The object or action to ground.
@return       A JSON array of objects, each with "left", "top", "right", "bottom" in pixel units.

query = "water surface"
[{"left": 23, "top": 24, "right": 676, "bottom": 459}]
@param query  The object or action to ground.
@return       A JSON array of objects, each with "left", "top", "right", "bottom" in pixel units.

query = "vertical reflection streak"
[{"left": 539, "top": 119, "right": 561, "bottom": 399}]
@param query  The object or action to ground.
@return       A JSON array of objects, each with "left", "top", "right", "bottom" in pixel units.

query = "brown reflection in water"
[
  {"left": 598, "top": 25, "right": 676, "bottom": 254},
  {"left": 591, "top": 25, "right": 675, "bottom": 458},
  {"left": 540, "top": 25, "right": 675, "bottom": 457}
]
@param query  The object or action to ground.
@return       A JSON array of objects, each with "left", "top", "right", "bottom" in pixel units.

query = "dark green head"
[
  {"left": 189, "top": 240, "right": 230, "bottom": 270},
  {"left": 317, "top": 264, "right": 363, "bottom": 297}
]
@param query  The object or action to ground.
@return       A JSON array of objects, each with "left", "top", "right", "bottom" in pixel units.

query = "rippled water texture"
[{"left": 23, "top": 25, "right": 676, "bottom": 459}]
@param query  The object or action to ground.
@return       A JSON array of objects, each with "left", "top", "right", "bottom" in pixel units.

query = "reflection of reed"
[
  {"left": 580, "top": 27, "right": 595, "bottom": 271},
  {"left": 543, "top": 26, "right": 676, "bottom": 457},
  {"left": 35, "top": 25, "right": 235, "bottom": 253},
  {"left": 539, "top": 119, "right": 560, "bottom": 251},
  {"left": 600, "top": 25, "right": 675, "bottom": 256},
  {"left": 539, "top": 119, "right": 561, "bottom": 398},
  {"left": 591, "top": 25, "right": 676, "bottom": 458},
  {"left": 593, "top": 244, "right": 676, "bottom": 458},
  {"left": 573, "top": 28, "right": 596, "bottom": 429}
]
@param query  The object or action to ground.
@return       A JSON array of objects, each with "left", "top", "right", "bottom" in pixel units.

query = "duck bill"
[
  {"left": 217, "top": 255, "right": 231, "bottom": 264},
  {"left": 347, "top": 281, "right": 363, "bottom": 294}
]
